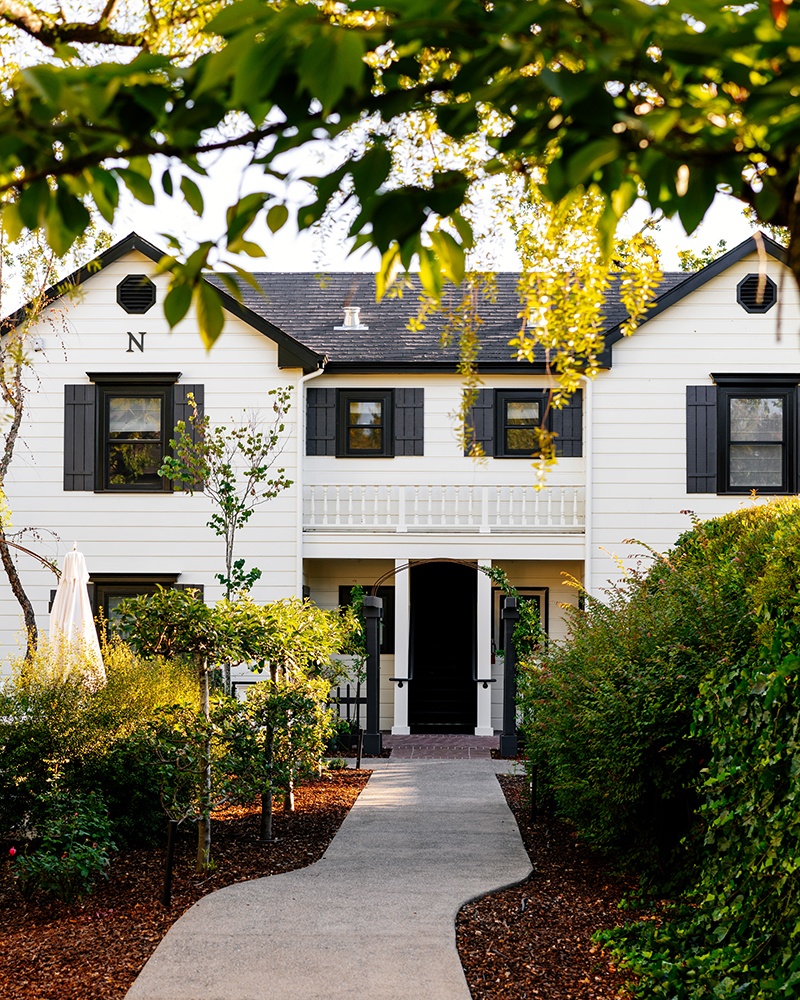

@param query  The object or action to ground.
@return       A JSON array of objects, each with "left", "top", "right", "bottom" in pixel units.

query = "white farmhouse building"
[{"left": 1, "top": 231, "right": 797, "bottom": 735}]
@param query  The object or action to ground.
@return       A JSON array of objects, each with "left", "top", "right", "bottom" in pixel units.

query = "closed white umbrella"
[{"left": 49, "top": 544, "right": 105, "bottom": 687}]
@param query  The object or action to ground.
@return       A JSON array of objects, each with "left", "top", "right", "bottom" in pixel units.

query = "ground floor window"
[
  {"left": 338, "top": 585, "right": 395, "bottom": 654},
  {"left": 491, "top": 587, "right": 548, "bottom": 657},
  {"left": 89, "top": 574, "right": 185, "bottom": 634}
]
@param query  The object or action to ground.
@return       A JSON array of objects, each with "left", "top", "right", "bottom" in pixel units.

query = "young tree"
[
  {"left": 116, "top": 587, "right": 243, "bottom": 871},
  {"left": 158, "top": 390, "right": 292, "bottom": 598}
]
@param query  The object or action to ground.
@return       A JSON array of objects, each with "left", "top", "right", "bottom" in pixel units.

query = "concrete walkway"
[{"left": 126, "top": 758, "right": 531, "bottom": 1000}]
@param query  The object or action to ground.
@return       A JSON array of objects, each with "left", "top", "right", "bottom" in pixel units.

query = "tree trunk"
[
  {"left": 0, "top": 531, "right": 37, "bottom": 659},
  {"left": 259, "top": 789, "right": 273, "bottom": 843},
  {"left": 196, "top": 658, "right": 213, "bottom": 873}
]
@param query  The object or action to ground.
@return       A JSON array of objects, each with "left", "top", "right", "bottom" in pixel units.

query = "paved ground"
[
  {"left": 126, "top": 750, "right": 531, "bottom": 1000},
  {"left": 383, "top": 734, "right": 498, "bottom": 759}
]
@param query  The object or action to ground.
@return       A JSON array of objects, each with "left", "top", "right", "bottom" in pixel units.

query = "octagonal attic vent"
[
  {"left": 737, "top": 273, "right": 777, "bottom": 314},
  {"left": 117, "top": 274, "right": 156, "bottom": 314}
]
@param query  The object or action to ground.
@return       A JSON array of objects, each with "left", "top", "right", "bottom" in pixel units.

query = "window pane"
[
  {"left": 507, "top": 400, "right": 539, "bottom": 425},
  {"left": 109, "top": 397, "right": 162, "bottom": 439},
  {"left": 349, "top": 427, "right": 382, "bottom": 450},
  {"left": 108, "top": 443, "right": 162, "bottom": 485},
  {"left": 729, "top": 444, "right": 783, "bottom": 487},
  {"left": 730, "top": 397, "right": 783, "bottom": 442},
  {"left": 349, "top": 400, "right": 382, "bottom": 427},
  {"left": 507, "top": 428, "right": 538, "bottom": 451}
]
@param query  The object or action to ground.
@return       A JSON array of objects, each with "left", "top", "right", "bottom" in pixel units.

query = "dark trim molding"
[
  {"left": 711, "top": 372, "right": 800, "bottom": 386},
  {"left": 87, "top": 371, "right": 181, "bottom": 385}
]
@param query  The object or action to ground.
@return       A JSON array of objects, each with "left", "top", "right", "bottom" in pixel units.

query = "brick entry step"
[{"left": 383, "top": 734, "right": 499, "bottom": 759}]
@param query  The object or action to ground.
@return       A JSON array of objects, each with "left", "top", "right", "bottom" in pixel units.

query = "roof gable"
[
  {"left": 2, "top": 232, "right": 324, "bottom": 373},
  {"left": 598, "top": 233, "right": 789, "bottom": 365}
]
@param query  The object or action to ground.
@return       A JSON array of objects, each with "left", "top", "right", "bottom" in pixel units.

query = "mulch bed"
[
  {"left": 457, "top": 774, "right": 647, "bottom": 999},
  {"left": 0, "top": 771, "right": 370, "bottom": 1000},
  {"left": 2, "top": 769, "right": 647, "bottom": 1000}
]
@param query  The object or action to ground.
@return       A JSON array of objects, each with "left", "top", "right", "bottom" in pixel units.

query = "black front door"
[{"left": 408, "top": 561, "right": 476, "bottom": 733}]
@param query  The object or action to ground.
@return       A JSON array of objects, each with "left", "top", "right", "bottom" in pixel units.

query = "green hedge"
[{"left": 521, "top": 498, "right": 800, "bottom": 997}]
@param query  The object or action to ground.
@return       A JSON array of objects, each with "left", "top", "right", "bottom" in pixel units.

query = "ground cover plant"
[{"left": 520, "top": 497, "right": 800, "bottom": 998}]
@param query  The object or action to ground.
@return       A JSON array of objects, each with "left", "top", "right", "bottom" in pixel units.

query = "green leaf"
[
  {"left": 267, "top": 204, "right": 289, "bottom": 234},
  {"left": 163, "top": 281, "right": 193, "bottom": 328},
  {"left": 418, "top": 245, "right": 443, "bottom": 300},
  {"left": 677, "top": 170, "right": 719, "bottom": 235},
  {"left": 117, "top": 168, "right": 155, "bottom": 206},
  {"left": 43, "top": 194, "right": 74, "bottom": 257},
  {"left": 376, "top": 244, "right": 401, "bottom": 301},
  {"left": 566, "top": 138, "right": 620, "bottom": 188},
  {"left": 350, "top": 146, "right": 393, "bottom": 200},
  {"left": 195, "top": 281, "right": 225, "bottom": 349},
  {"left": 228, "top": 237, "right": 266, "bottom": 257},
  {"left": 18, "top": 179, "right": 49, "bottom": 229},
  {"left": 161, "top": 170, "right": 174, "bottom": 197},
  {"left": 1, "top": 201, "right": 24, "bottom": 243},
  {"left": 87, "top": 168, "right": 120, "bottom": 223},
  {"left": 180, "top": 175, "right": 204, "bottom": 215},
  {"left": 429, "top": 230, "right": 465, "bottom": 285},
  {"left": 298, "top": 29, "right": 366, "bottom": 113}
]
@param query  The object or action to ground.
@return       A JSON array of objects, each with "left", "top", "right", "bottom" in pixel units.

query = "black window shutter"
[
  {"left": 172, "top": 384, "right": 205, "bottom": 491},
  {"left": 394, "top": 388, "right": 424, "bottom": 456},
  {"left": 551, "top": 390, "right": 583, "bottom": 457},
  {"left": 64, "top": 384, "right": 96, "bottom": 490},
  {"left": 464, "top": 388, "right": 494, "bottom": 456},
  {"left": 307, "top": 387, "right": 336, "bottom": 456},
  {"left": 173, "top": 384, "right": 204, "bottom": 443},
  {"left": 686, "top": 385, "right": 717, "bottom": 493}
]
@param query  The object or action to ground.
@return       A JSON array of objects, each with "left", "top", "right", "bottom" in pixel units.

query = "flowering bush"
[{"left": 13, "top": 790, "right": 115, "bottom": 902}]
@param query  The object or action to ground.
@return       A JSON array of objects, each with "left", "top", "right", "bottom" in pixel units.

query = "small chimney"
[{"left": 334, "top": 305, "right": 368, "bottom": 331}]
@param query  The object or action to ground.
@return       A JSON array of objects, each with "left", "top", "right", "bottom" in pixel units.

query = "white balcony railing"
[{"left": 303, "top": 484, "right": 584, "bottom": 534}]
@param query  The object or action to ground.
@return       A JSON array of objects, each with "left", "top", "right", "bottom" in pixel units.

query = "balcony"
[{"left": 303, "top": 484, "right": 585, "bottom": 534}]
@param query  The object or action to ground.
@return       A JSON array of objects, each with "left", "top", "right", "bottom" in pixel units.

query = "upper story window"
[
  {"left": 307, "top": 387, "right": 423, "bottom": 458},
  {"left": 720, "top": 386, "right": 794, "bottom": 493},
  {"left": 495, "top": 390, "right": 542, "bottom": 457},
  {"left": 100, "top": 385, "right": 171, "bottom": 490},
  {"left": 464, "top": 388, "right": 582, "bottom": 459},
  {"left": 64, "top": 375, "right": 203, "bottom": 493},
  {"left": 336, "top": 389, "right": 394, "bottom": 457},
  {"left": 687, "top": 374, "right": 799, "bottom": 495}
]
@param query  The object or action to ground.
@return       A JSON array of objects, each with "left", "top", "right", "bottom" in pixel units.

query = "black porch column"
[
  {"left": 363, "top": 595, "right": 383, "bottom": 756},
  {"left": 500, "top": 597, "right": 520, "bottom": 758}
]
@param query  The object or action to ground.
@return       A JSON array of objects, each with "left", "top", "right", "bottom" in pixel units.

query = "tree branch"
[{"left": 0, "top": 0, "right": 150, "bottom": 49}]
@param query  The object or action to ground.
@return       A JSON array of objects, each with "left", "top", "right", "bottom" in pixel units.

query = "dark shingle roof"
[{"left": 210, "top": 271, "right": 688, "bottom": 372}]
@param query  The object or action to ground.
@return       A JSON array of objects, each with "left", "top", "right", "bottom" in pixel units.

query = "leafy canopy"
[{"left": 1, "top": 0, "right": 799, "bottom": 346}]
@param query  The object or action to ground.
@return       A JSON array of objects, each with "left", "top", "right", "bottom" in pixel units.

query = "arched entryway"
[{"left": 408, "top": 561, "right": 477, "bottom": 733}]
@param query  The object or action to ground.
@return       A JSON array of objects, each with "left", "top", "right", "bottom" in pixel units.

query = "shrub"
[
  {"left": 0, "top": 637, "right": 196, "bottom": 846},
  {"left": 13, "top": 789, "right": 115, "bottom": 902},
  {"left": 520, "top": 561, "right": 716, "bottom": 882},
  {"left": 601, "top": 499, "right": 800, "bottom": 998}
]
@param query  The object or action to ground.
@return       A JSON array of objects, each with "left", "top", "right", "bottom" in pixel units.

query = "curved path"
[{"left": 126, "top": 758, "right": 531, "bottom": 1000}]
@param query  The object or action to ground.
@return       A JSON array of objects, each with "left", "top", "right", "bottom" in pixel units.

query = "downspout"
[
  {"left": 582, "top": 374, "right": 593, "bottom": 599},
  {"left": 296, "top": 361, "right": 327, "bottom": 597}
]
